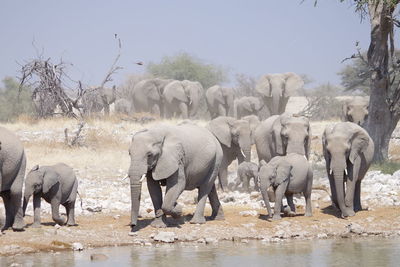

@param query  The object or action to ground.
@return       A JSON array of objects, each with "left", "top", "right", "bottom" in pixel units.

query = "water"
[{"left": 2, "top": 238, "right": 399, "bottom": 267}]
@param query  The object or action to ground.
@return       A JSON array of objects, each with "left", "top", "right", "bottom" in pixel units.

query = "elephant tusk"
[
  {"left": 344, "top": 169, "right": 348, "bottom": 176},
  {"left": 304, "top": 155, "right": 307, "bottom": 160},
  {"left": 241, "top": 149, "right": 246, "bottom": 158},
  {"left": 122, "top": 174, "right": 129, "bottom": 180},
  {"left": 329, "top": 169, "right": 333, "bottom": 175},
  {"left": 140, "top": 173, "right": 147, "bottom": 182}
]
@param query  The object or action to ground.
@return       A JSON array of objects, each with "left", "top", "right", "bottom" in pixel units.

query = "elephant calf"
[
  {"left": 23, "top": 163, "right": 78, "bottom": 227},
  {"left": 236, "top": 162, "right": 259, "bottom": 192},
  {"left": 259, "top": 154, "right": 313, "bottom": 220}
]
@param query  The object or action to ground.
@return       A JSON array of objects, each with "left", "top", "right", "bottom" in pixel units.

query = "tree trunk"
[{"left": 365, "top": 0, "right": 399, "bottom": 162}]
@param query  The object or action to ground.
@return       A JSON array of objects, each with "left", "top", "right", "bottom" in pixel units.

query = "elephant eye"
[{"left": 146, "top": 152, "right": 152, "bottom": 158}]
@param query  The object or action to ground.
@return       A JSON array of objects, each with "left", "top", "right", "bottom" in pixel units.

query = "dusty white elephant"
[
  {"left": 206, "top": 85, "right": 235, "bottom": 118},
  {"left": 342, "top": 96, "right": 369, "bottom": 126}
]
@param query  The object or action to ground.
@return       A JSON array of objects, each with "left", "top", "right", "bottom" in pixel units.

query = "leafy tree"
[
  {"left": 147, "top": 52, "right": 228, "bottom": 89},
  {"left": 0, "top": 77, "right": 34, "bottom": 121}
]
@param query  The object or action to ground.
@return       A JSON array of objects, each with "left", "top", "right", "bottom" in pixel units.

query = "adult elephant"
[
  {"left": 0, "top": 127, "right": 26, "bottom": 231},
  {"left": 114, "top": 98, "right": 132, "bottom": 115},
  {"left": 82, "top": 86, "right": 117, "bottom": 115},
  {"left": 256, "top": 72, "right": 304, "bottom": 115},
  {"left": 242, "top": 115, "right": 261, "bottom": 145},
  {"left": 207, "top": 117, "right": 252, "bottom": 189},
  {"left": 255, "top": 113, "right": 311, "bottom": 163},
  {"left": 131, "top": 78, "right": 173, "bottom": 117},
  {"left": 128, "top": 123, "right": 224, "bottom": 232},
  {"left": 206, "top": 86, "right": 235, "bottom": 119},
  {"left": 322, "top": 122, "right": 374, "bottom": 218},
  {"left": 342, "top": 96, "right": 369, "bottom": 126},
  {"left": 163, "top": 80, "right": 204, "bottom": 119},
  {"left": 234, "top": 96, "right": 264, "bottom": 119}
]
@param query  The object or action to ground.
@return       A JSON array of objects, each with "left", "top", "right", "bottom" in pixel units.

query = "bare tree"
[{"left": 234, "top": 73, "right": 258, "bottom": 97}]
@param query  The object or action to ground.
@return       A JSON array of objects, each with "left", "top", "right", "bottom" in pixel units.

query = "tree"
[
  {"left": 339, "top": 0, "right": 400, "bottom": 162},
  {"left": 234, "top": 73, "right": 258, "bottom": 97},
  {"left": 0, "top": 77, "right": 34, "bottom": 121},
  {"left": 147, "top": 52, "right": 228, "bottom": 89}
]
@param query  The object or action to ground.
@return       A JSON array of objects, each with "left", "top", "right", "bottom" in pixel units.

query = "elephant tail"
[{"left": 77, "top": 191, "right": 83, "bottom": 210}]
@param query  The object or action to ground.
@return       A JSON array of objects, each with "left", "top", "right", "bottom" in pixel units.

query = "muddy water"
[{"left": 2, "top": 238, "right": 399, "bottom": 267}]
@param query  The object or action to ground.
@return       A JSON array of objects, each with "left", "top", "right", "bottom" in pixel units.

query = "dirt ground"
[{"left": 1, "top": 204, "right": 399, "bottom": 256}]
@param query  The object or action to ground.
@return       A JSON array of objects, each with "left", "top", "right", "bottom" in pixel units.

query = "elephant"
[
  {"left": 241, "top": 115, "right": 261, "bottom": 145},
  {"left": 0, "top": 127, "right": 26, "bottom": 231},
  {"left": 256, "top": 72, "right": 304, "bottom": 115},
  {"left": 128, "top": 123, "right": 224, "bottom": 232},
  {"left": 207, "top": 116, "right": 252, "bottom": 189},
  {"left": 131, "top": 78, "right": 173, "bottom": 117},
  {"left": 205, "top": 85, "right": 235, "bottom": 118},
  {"left": 322, "top": 122, "right": 374, "bottom": 218},
  {"left": 255, "top": 113, "right": 311, "bottom": 163},
  {"left": 163, "top": 80, "right": 204, "bottom": 119},
  {"left": 234, "top": 96, "right": 264, "bottom": 119},
  {"left": 259, "top": 153, "right": 313, "bottom": 220},
  {"left": 342, "top": 96, "right": 369, "bottom": 126},
  {"left": 114, "top": 98, "right": 132, "bottom": 115},
  {"left": 235, "top": 161, "right": 259, "bottom": 192},
  {"left": 82, "top": 86, "right": 117, "bottom": 115},
  {"left": 22, "top": 163, "right": 78, "bottom": 227}
]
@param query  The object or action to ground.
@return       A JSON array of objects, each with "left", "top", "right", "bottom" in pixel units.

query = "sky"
[{"left": 0, "top": 0, "right": 371, "bottom": 89}]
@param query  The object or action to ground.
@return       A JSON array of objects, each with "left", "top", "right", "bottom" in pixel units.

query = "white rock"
[
  {"left": 205, "top": 237, "right": 218, "bottom": 244},
  {"left": 153, "top": 231, "right": 176, "bottom": 243},
  {"left": 317, "top": 233, "right": 328, "bottom": 239},
  {"left": 72, "top": 242, "right": 84, "bottom": 251},
  {"left": 239, "top": 210, "right": 258, "bottom": 217}
]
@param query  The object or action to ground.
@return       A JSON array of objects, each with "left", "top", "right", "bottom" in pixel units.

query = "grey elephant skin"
[
  {"left": 0, "top": 127, "right": 26, "bottom": 231},
  {"left": 163, "top": 80, "right": 204, "bottom": 119},
  {"left": 256, "top": 72, "right": 303, "bottom": 116},
  {"left": 114, "top": 98, "right": 132, "bottom": 115},
  {"left": 342, "top": 96, "right": 369, "bottom": 126},
  {"left": 128, "top": 123, "right": 224, "bottom": 232},
  {"left": 255, "top": 114, "right": 311, "bottom": 163},
  {"left": 259, "top": 154, "right": 313, "bottom": 220},
  {"left": 323, "top": 122, "right": 374, "bottom": 218},
  {"left": 241, "top": 115, "right": 261, "bottom": 145},
  {"left": 236, "top": 161, "right": 259, "bottom": 192},
  {"left": 206, "top": 85, "right": 235, "bottom": 118},
  {"left": 131, "top": 78, "right": 173, "bottom": 117},
  {"left": 234, "top": 96, "right": 264, "bottom": 119},
  {"left": 23, "top": 163, "right": 78, "bottom": 227},
  {"left": 82, "top": 86, "right": 116, "bottom": 115},
  {"left": 207, "top": 116, "right": 252, "bottom": 189}
]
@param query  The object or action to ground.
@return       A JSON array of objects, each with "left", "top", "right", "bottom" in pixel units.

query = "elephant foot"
[
  {"left": 170, "top": 205, "right": 183, "bottom": 219},
  {"left": 304, "top": 212, "right": 312, "bottom": 217},
  {"left": 272, "top": 215, "right": 282, "bottom": 221},
  {"left": 341, "top": 209, "right": 355, "bottom": 218},
  {"left": 53, "top": 218, "right": 66, "bottom": 226},
  {"left": 31, "top": 222, "right": 42, "bottom": 228},
  {"left": 287, "top": 211, "right": 296, "bottom": 217},
  {"left": 67, "top": 221, "right": 77, "bottom": 227},
  {"left": 151, "top": 216, "right": 167, "bottom": 228},
  {"left": 12, "top": 220, "right": 26, "bottom": 231},
  {"left": 190, "top": 216, "right": 206, "bottom": 224},
  {"left": 210, "top": 211, "right": 225, "bottom": 221}
]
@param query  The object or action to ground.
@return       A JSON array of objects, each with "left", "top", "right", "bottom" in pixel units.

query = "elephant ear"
[
  {"left": 143, "top": 80, "right": 161, "bottom": 101},
  {"left": 349, "top": 126, "right": 370, "bottom": 164},
  {"left": 164, "top": 81, "right": 187, "bottom": 103},
  {"left": 208, "top": 118, "right": 233, "bottom": 147},
  {"left": 214, "top": 87, "right": 226, "bottom": 104},
  {"left": 256, "top": 75, "right": 272, "bottom": 97},
  {"left": 43, "top": 169, "right": 60, "bottom": 194},
  {"left": 242, "top": 99, "right": 254, "bottom": 112},
  {"left": 283, "top": 72, "right": 304, "bottom": 97},
  {"left": 152, "top": 136, "right": 182, "bottom": 181},
  {"left": 275, "top": 159, "right": 292, "bottom": 186}
]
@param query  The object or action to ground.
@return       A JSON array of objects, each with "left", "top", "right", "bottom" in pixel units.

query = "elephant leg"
[
  {"left": 344, "top": 180, "right": 356, "bottom": 215},
  {"left": 147, "top": 176, "right": 167, "bottom": 228},
  {"left": 190, "top": 185, "right": 210, "bottom": 224},
  {"left": 162, "top": 168, "right": 185, "bottom": 219},
  {"left": 65, "top": 201, "right": 77, "bottom": 226},
  {"left": 32, "top": 193, "right": 42, "bottom": 228},
  {"left": 208, "top": 184, "right": 224, "bottom": 220},
  {"left": 272, "top": 185, "right": 286, "bottom": 220},
  {"left": 285, "top": 193, "right": 296, "bottom": 216},
  {"left": 253, "top": 177, "right": 260, "bottom": 192},
  {"left": 51, "top": 198, "right": 65, "bottom": 225},
  {"left": 243, "top": 177, "right": 250, "bottom": 193},
  {"left": 178, "top": 103, "right": 188, "bottom": 119},
  {"left": 10, "top": 187, "right": 25, "bottom": 231},
  {"left": 152, "top": 104, "right": 161, "bottom": 117},
  {"left": 218, "top": 160, "right": 229, "bottom": 190},
  {"left": 2, "top": 192, "right": 13, "bottom": 230},
  {"left": 354, "top": 180, "right": 362, "bottom": 212},
  {"left": 304, "top": 190, "right": 313, "bottom": 217}
]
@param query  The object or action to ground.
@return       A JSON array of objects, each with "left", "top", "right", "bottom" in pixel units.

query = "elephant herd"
[
  {"left": 0, "top": 90, "right": 373, "bottom": 234},
  {"left": 115, "top": 72, "right": 305, "bottom": 120}
]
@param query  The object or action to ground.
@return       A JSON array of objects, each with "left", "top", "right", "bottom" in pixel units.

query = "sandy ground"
[{"left": 0, "top": 116, "right": 400, "bottom": 256}]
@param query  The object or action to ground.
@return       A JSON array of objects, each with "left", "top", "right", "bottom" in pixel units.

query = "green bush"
[
  {"left": 370, "top": 161, "right": 400, "bottom": 175},
  {"left": 0, "top": 77, "right": 34, "bottom": 122}
]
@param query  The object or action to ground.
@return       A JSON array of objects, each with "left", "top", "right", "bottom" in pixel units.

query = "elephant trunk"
[
  {"left": 226, "top": 94, "right": 235, "bottom": 117},
  {"left": 260, "top": 179, "right": 273, "bottom": 217},
  {"left": 332, "top": 166, "right": 348, "bottom": 217},
  {"left": 22, "top": 196, "right": 29, "bottom": 217},
  {"left": 270, "top": 89, "right": 282, "bottom": 115},
  {"left": 128, "top": 162, "right": 147, "bottom": 230},
  {"left": 238, "top": 137, "right": 252, "bottom": 163}
]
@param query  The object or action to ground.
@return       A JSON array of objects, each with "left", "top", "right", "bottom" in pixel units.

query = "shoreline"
[{"left": 1, "top": 205, "right": 399, "bottom": 256}]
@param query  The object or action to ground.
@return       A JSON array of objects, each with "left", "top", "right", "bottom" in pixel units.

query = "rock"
[
  {"left": 205, "top": 237, "right": 218, "bottom": 244},
  {"left": 128, "top": 232, "right": 137, "bottom": 237},
  {"left": 72, "top": 242, "right": 84, "bottom": 251},
  {"left": 241, "top": 223, "right": 255, "bottom": 228},
  {"left": 144, "top": 242, "right": 152, "bottom": 246},
  {"left": 274, "top": 230, "right": 285, "bottom": 238},
  {"left": 54, "top": 224, "right": 61, "bottom": 229},
  {"left": 241, "top": 239, "right": 249, "bottom": 244},
  {"left": 90, "top": 253, "right": 108, "bottom": 261},
  {"left": 222, "top": 196, "right": 235, "bottom": 203},
  {"left": 250, "top": 192, "right": 260, "bottom": 199},
  {"left": 197, "top": 238, "right": 206, "bottom": 243},
  {"left": 10, "top": 263, "right": 22, "bottom": 267},
  {"left": 239, "top": 210, "right": 258, "bottom": 217},
  {"left": 153, "top": 231, "right": 176, "bottom": 243},
  {"left": 317, "top": 233, "right": 328, "bottom": 239},
  {"left": 87, "top": 206, "right": 102, "bottom": 212},
  {"left": 113, "top": 215, "right": 120, "bottom": 220},
  {"left": 347, "top": 223, "right": 364, "bottom": 234}
]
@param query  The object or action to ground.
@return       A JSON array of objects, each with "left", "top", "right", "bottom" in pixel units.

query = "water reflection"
[{"left": 1, "top": 238, "right": 399, "bottom": 267}]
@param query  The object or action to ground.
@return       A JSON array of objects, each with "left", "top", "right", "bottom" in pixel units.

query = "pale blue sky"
[{"left": 0, "top": 0, "right": 371, "bottom": 88}]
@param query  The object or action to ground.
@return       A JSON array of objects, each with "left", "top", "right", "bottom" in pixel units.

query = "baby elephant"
[
  {"left": 235, "top": 161, "right": 259, "bottom": 192},
  {"left": 259, "top": 153, "right": 313, "bottom": 220},
  {"left": 23, "top": 163, "right": 78, "bottom": 227}
]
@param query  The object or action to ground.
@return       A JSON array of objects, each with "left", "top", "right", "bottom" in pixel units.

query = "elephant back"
[{"left": 163, "top": 81, "right": 188, "bottom": 104}]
